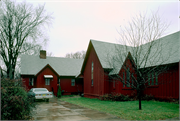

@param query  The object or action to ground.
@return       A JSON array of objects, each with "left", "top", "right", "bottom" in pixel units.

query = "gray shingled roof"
[
  {"left": 21, "top": 55, "right": 83, "bottom": 76},
  {"left": 90, "top": 31, "right": 180, "bottom": 75},
  {"left": 91, "top": 39, "right": 120, "bottom": 69},
  {"left": 138, "top": 31, "right": 180, "bottom": 68},
  {"left": 90, "top": 39, "right": 131, "bottom": 74}
]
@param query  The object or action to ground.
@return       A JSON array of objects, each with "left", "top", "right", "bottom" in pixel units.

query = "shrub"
[
  {"left": 57, "top": 85, "right": 61, "bottom": 98},
  {"left": 100, "top": 92, "right": 179, "bottom": 103},
  {"left": 99, "top": 93, "right": 157, "bottom": 102},
  {"left": 170, "top": 99, "right": 179, "bottom": 104},
  {"left": 99, "top": 93, "right": 130, "bottom": 101},
  {"left": 142, "top": 94, "right": 155, "bottom": 101},
  {"left": 129, "top": 91, "right": 138, "bottom": 100},
  {"left": 1, "top": 78, "right": 36, "bottom": 120}
]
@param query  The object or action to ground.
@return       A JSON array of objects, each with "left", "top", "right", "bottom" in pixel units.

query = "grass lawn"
[
  {"left": 61, "top": 97, "right": 179, "bottom": 120},
  {"left": 61, "top": 95, "right": 80, "bottom": 98},
  {"left": 61, "top": 95, "right": 75, "bottom": 97}
]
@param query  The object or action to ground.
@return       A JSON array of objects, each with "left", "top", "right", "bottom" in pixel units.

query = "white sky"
[{"left": 17, "top": 0, "right": 179, "bottom": 57}]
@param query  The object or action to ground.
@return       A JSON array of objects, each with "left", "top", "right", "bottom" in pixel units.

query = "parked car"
[{"left": 27, "top": 88, "right": 53, "bottom": 102}]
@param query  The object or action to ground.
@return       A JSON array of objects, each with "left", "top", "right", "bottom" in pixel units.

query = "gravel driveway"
[{"left": 32, "top": 97, "right": 124, "bottom": 121}]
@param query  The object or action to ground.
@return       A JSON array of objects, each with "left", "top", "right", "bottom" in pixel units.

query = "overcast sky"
[{"left": 17, "top": 0, "right": 179, "bottom": 57}]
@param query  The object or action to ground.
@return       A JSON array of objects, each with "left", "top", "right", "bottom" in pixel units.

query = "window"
[
  {"left": 126, "top": 68, "right": 130, "bottom": 87},
  {"left": 91, "top": 62, "right": 94, "bottom": 86},
  {"left": 29, "top": 78, "right": 34, "bottom": 86},
  {"left": 45, "top": 79, "right": 50, "bottom": 85},
  {"left": 113, "top": 80, "right": 115, "bottom": 88},
  {"left": 91, "top": 79, "right": 94, "bottom": 86},
  {"left": 71, "top": 79, "right": 75, "bottom": 86},
  {"left": 131, "top": 73, "right": 134, "bottom": 87},
  {"left": 123, "top": 72, "right": 125, "bottom": 87},
  {"left": 148, "top": 73, "right": 150, "bottom": 85},
  {"left": 148, "top": 73, "right": 158, "bottom": 86},
  {"left": 155, "top": 73, "right": 158, "bottom": 85},
  {"left": 151, "top": 73, "right": 154, "bottom": 85}
]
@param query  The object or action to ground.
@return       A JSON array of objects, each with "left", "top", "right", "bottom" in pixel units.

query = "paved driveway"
[{"left": 32, "top": 97, "right": 124, "bottom": 121}]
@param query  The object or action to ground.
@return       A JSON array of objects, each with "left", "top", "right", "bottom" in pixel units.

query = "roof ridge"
[
  {"left": 90, "top": 39, "right": 117, "bottom": 45},
  {"left": 139, "top": 31, "right": 180, "bottom": 47},
  {"left": 21, "top": 54, "right": 84, "bottom": 60},
  {"left": 90, "top": 39, "right": 135, "bottom": 48},
  {"left": 91, "top": 31, "right": 180, "bottom": 48}
]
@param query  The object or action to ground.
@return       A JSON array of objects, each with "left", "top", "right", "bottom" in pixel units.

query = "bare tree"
[
  {"left": 0, "top": 66, "right": 3, "bottom": 78},
  {"left": 0, "top": 0, "right": 52, "bottom": 79},
  {"left": 15, "top": 45, "right": 53, "bottom": 78},
  {"left": 107, "top": 11, "right": 172, "bottom": 110},
  {"left": 0, "top": 43, "right": 54, "bottom": 79},
  {"left": 65, "top": 50, "right": 86, "bottom": 59},
  {"left": 47, "top": 52, "right": 54, "bottom": 57}
]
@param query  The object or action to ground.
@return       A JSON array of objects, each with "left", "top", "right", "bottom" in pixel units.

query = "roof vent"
[{"left": 40, "top": 50, "right": 46, "bottom": 59}]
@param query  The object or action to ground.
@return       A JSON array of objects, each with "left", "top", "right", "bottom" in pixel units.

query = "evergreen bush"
[
  {"left": 57, "top": 85, "right": 61, "bottom": 98},
  {"left": 1, "top": 78, "right": 36, "bottom": 120}
]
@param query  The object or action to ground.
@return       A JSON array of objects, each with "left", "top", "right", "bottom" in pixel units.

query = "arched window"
[
  {"left": 91, "top": 62, "right": 94, "bottom": 86},
  {"left": 131, "top": 73, "right": 134, "bottom": 87},
  {"left": 113, "top": 80, "right": 115, "bottom": 88},
  {"left": 155, "top": 73, "right": 158, "bottom": 85},
  {"left": 126, "top": 68, "right": 130, "bottom": 87},
  {"left": 123, "top": 72, "right": 125, "bottom": 87}
]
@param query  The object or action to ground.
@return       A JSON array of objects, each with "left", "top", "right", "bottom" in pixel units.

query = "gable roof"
[
  {"left": 91, "top": 40, "right": 135, "bottom": 75},
  {"left": 21, "top": 55, "right": 83, "bottom": 77},
  {"left": 35, "top": 64, "right": 60, "bottom": 77},
  {"left": 91, "top": 40, "right": 123, "bottom": 69},
  {"left": 81, "top": 31, "right": 180, "bottom": 75},
  {"left": 108, "top": 52, "right": 135, "bottom": 75},
  {"left": 80, "top": 39, "right": 132, "bottom": 74}
]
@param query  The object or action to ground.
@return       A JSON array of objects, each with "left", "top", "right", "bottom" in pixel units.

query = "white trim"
[{"left": 44, "top": 75, "right": 53, "bottom": 78}]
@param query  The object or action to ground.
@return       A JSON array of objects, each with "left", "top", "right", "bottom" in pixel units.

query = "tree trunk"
[
  {"left": 6, "top": 64, "right": 15, "bottom": 79},
  {"left": 139, "top": 90, "right": 142, "bottom": 110},
  {"left": 0, "top": 67, "right": 3, "bottom": 78},
  {"left": 7, "top": 67, "right": 10, "bottom": 78}
]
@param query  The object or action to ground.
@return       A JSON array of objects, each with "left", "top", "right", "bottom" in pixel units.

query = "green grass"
[
  {"left": 61, "top": 95, "right": 80, "bottom": 98},
  {"left": 61, "top": 97, "right": 179, "bottom": 120},
  {"left": 61, "top": 95, "right": 74, "bottom": 97}
]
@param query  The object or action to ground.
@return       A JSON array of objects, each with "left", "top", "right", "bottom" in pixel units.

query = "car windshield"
[{"left": 33, "top": 88, "right": 48, "bottom": 92}]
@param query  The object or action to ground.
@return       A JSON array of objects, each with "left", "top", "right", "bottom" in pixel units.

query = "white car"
[{"left": 28, "top": 88, "right": 53, "bottom": 102}]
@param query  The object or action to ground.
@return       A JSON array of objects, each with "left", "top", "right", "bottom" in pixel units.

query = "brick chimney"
[{"left": 40, "top": 50, "right": 46, "bottom": 59}]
